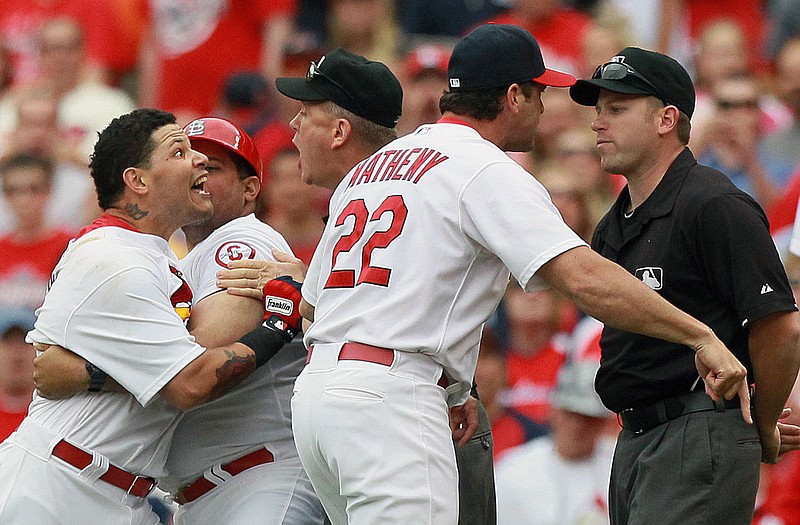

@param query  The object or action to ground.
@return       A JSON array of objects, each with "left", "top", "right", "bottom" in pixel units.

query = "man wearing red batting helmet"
[
  {"left": 166, "top": 116, "right": 326, "bottom": 525},
  {"left": 31, "top": 116, "right": 327, "bottom": 525},
  {"left": 0, "top": 109, "right": 303, "bottom": 524}
]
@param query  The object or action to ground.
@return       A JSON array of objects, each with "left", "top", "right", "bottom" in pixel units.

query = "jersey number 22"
[{"left": 325, "top": 195, "right": 407, "bottom": 289}]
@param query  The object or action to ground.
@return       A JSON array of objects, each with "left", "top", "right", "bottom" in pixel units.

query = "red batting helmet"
[{"left": 183, "top": 117, "right": 263, "bottom": 183}]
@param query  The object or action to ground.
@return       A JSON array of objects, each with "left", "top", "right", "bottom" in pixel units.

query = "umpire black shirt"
[{"left": 592, "top": 148, "right": 797, "bottom": 413}]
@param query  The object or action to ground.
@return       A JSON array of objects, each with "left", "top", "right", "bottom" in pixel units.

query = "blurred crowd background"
[{"left": 2, "top": 1, "right": 800, "bottom": 523}]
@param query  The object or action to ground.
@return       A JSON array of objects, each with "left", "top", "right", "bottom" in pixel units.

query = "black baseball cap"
[
  {"left": 275, "top": 48, "right": 402, "bottom": 129},
  {"left": 447, "top": 24, "right": 576, "bottom": 91},
  {"left": 570, "top": 47, "right": 696, "bottom": 118}
]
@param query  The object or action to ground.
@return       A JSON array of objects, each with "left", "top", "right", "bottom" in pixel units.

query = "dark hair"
[
  {"left": 89, "top": 108, "right": 177, "bottom": 209},
  {"left": 326, "top": 102, "right": 397, "bottom": 149},
  {"left": 676, "top": 112, "right": 691, "bottom": 145},
  {"left": 231, "top": 151, "right": 258, "bottom": 181},
  {"left": 645, "top": 97, "right": 691, "bottom": 145},
  {"left": 0, "top": 152, "right": 54, "bottom": 184},
  {"left": 439, "top": 81, "right": 537, "bottom": 121}
]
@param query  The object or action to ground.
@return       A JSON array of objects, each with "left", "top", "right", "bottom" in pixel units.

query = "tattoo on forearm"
[
  {"left": 207, "top": 350, "right": 256, "bottom": 401},
  {"left": 124, "top": 203, "right": 149, "bottom": 220}
]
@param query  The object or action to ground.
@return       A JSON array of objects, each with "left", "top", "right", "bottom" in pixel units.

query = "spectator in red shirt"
[
  {"left": 396, "top": 43, "right": 451, "bottom": 136},
  {"left": 502, "top": 285, "right": 570, "bottom": 425},
  {"left": 0, "top": 0, "right": 132, "bottom": 86},
  {"left": 257, "top": 146, "right": 327, "bottom": 266},
  {"left": 0, "top": 308, "right": 36, "bottom": 441},
  {"left": 139, "top": 0, "right": 296, "bottom": 118},
  {"left": 486, "top": 0, "right": 593, "bottom": 74},
  {"left": 474, "top": 333, "right": 549, "bottom": 460},
  {"left": 0, "top": 153, "right": 74, "bottom": 312}
]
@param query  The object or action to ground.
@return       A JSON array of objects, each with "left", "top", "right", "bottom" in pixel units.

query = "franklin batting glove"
[{"left": 261, "top": 276, "right": 303, "bottom": 342}]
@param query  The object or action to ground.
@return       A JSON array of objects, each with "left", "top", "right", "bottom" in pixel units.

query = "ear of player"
[{"left": 261, "top": 276, "right": 303, "bottom": 343}]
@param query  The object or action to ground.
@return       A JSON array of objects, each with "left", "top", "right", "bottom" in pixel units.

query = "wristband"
[
  {"left": 237, "top": 325, "right": 286, "bottom": 368},
  {"left": 85, "top": 361, "right": 107, "bottom": 392}
]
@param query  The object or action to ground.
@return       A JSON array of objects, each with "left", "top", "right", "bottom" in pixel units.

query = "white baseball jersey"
[
  {"left": 20, "top": 221, "right": 205, "bottom": 478},
  {"left": 164, "top": 214, "right": 300, "bottom": 486},
  {"left": 303, "top": 121, "right": 586, "bottom": 405}
]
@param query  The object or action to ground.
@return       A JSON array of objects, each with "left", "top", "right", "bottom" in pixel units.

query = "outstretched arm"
[
  {"left": 217, "top": 250, "right": 307, "bottom": 300},
  {"left": 537, "top": 246, "right": 751, "bottom": 420}
]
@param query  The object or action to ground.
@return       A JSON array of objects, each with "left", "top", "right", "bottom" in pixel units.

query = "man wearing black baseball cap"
[
  {"left": 274, "top": 23, "right": 753, "bottom": 525},
  {"left": 570, "top": 48, "right": 800, "bottom": 525},
  {"left": 274, "top": 47, "right": 503, "bottom": 525},
  {"left": 570, "top": 47, "right": 695, "bottom": 119},
  {"left": 276, "top": 47, "right": 402, "bottom": 130},
  {"left": 274, "top": 47, "right": 402, "bottom": 190}
]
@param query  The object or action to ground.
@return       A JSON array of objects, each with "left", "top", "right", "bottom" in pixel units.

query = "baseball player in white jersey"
[
  {"left": 28, "top": 116, "right": 326, "bottom": 524},
  {"left": 0, "top": 109, "right": 305, "bottom": 524},
  {"left": 170, "top": 214, "right": 324, "bottom": 525},
  {"left": 167, "top": 117, "right": 325, "bottom": 524},
  {"left": 285, "top": 25, "right": 751, "bottom": 524}
]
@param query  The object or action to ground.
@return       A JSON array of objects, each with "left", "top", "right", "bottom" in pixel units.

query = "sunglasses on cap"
[
  {"left": 306, "top": 60, "right": 366, "bottom": 116},
  {"left": 593, "top": 61, "right": 662, "bottom": 99}
]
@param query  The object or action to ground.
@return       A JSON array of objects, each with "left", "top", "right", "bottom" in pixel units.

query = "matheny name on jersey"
[{"left": 347, "top": 147, "right": 449, "bottom": 188}]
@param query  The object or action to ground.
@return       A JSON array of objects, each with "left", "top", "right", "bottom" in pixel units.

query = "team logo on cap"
[
  {"left": 449, "top": 78, "right": 460, "bottom": 88},
  {"left": 215, "top": 241, "right": 256, "bottom": 267},
  {"left": 185, "top": 120, "right": 206, "bottom": 136}
]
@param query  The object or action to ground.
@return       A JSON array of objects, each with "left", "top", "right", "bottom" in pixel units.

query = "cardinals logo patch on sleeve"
[{"left": 215, "top": 241, "right": 256, "bottom": 267}]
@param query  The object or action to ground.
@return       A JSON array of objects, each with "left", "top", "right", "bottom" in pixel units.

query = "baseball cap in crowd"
[
  {"left": 447, "top": 24, "right": 575, "bottom": 91},
  {"left": 275, "top": 48, "right": 403, "bottom": 129},
  {"left": 551, "top": 360, "right": 610, "bottom": 418},
  {"left": 570, "top": 47, "right": 696, "bottom": 118},
  {"left": 223, "top": 71, "right": 269, "bottom": 109},
  {"left": 0, "top": 307, "right": 36, "bottom": 337},
  {"left": 404, "top": 44, "right": 450, "bottom": 79}
]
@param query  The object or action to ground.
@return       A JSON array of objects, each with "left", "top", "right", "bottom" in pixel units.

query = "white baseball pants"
[
  {"left": 173, "top": 456, "right": 327, "bottom": 525},
  {"left": 0, "top": 419, "right": 161, "bottom": 525},
  {"left": 291, "top": 343, "right": 458, "bottom": 525}
]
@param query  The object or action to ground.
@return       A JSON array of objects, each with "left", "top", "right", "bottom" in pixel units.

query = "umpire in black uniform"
[{"left": 569, "top": 48, "right": 800, "bottom": 524}]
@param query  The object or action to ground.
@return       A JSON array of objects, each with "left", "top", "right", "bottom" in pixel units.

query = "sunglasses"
[
  {"left": 593, "top": 61, "right": 661, "bottom": 98},
  {"left": 716, "top": 99, "right": 759, "bottom": 110},
  {"left": 307, "top": 60, "right": 366, "bottom": 116}
]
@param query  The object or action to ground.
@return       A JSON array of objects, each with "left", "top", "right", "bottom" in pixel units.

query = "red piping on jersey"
[
  {"left": 437, "top": 116, "right": 479, "bottom": 132},
  {"left": 75, "top": 213, "right": 140, "bottom": 240}
]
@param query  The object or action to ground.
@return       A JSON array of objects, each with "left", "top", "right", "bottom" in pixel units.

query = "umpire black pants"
[
  {"left": 455, "top": 398, "right": 496, "bottom": 525},
  {"left": 610, "top": 408, "right": 760, "bottom": 525}
]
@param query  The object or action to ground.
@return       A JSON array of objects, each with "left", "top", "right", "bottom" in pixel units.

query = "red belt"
[
  {"left": 307, "top": 342, "right": 449, "bottom": 387},
  {"left": 338, "top": 341, "right": 395, "bottom": 365},
  {"left": 175, "top": 447, "right": 274, "bottom": 504},
  {"left": 52, "top": 440, "right": 157, "bottom": 498}
]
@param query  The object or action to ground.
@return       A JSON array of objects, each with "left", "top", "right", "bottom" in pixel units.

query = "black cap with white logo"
[
  {"left": 570, "top": 47, "right": 696, "bottom": 118},
  {"left": 275, "top": 48, "right": 403, "bottom": 129},
  {"left": 447, "top": 24, "right": 576, "bottom": 91}
]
